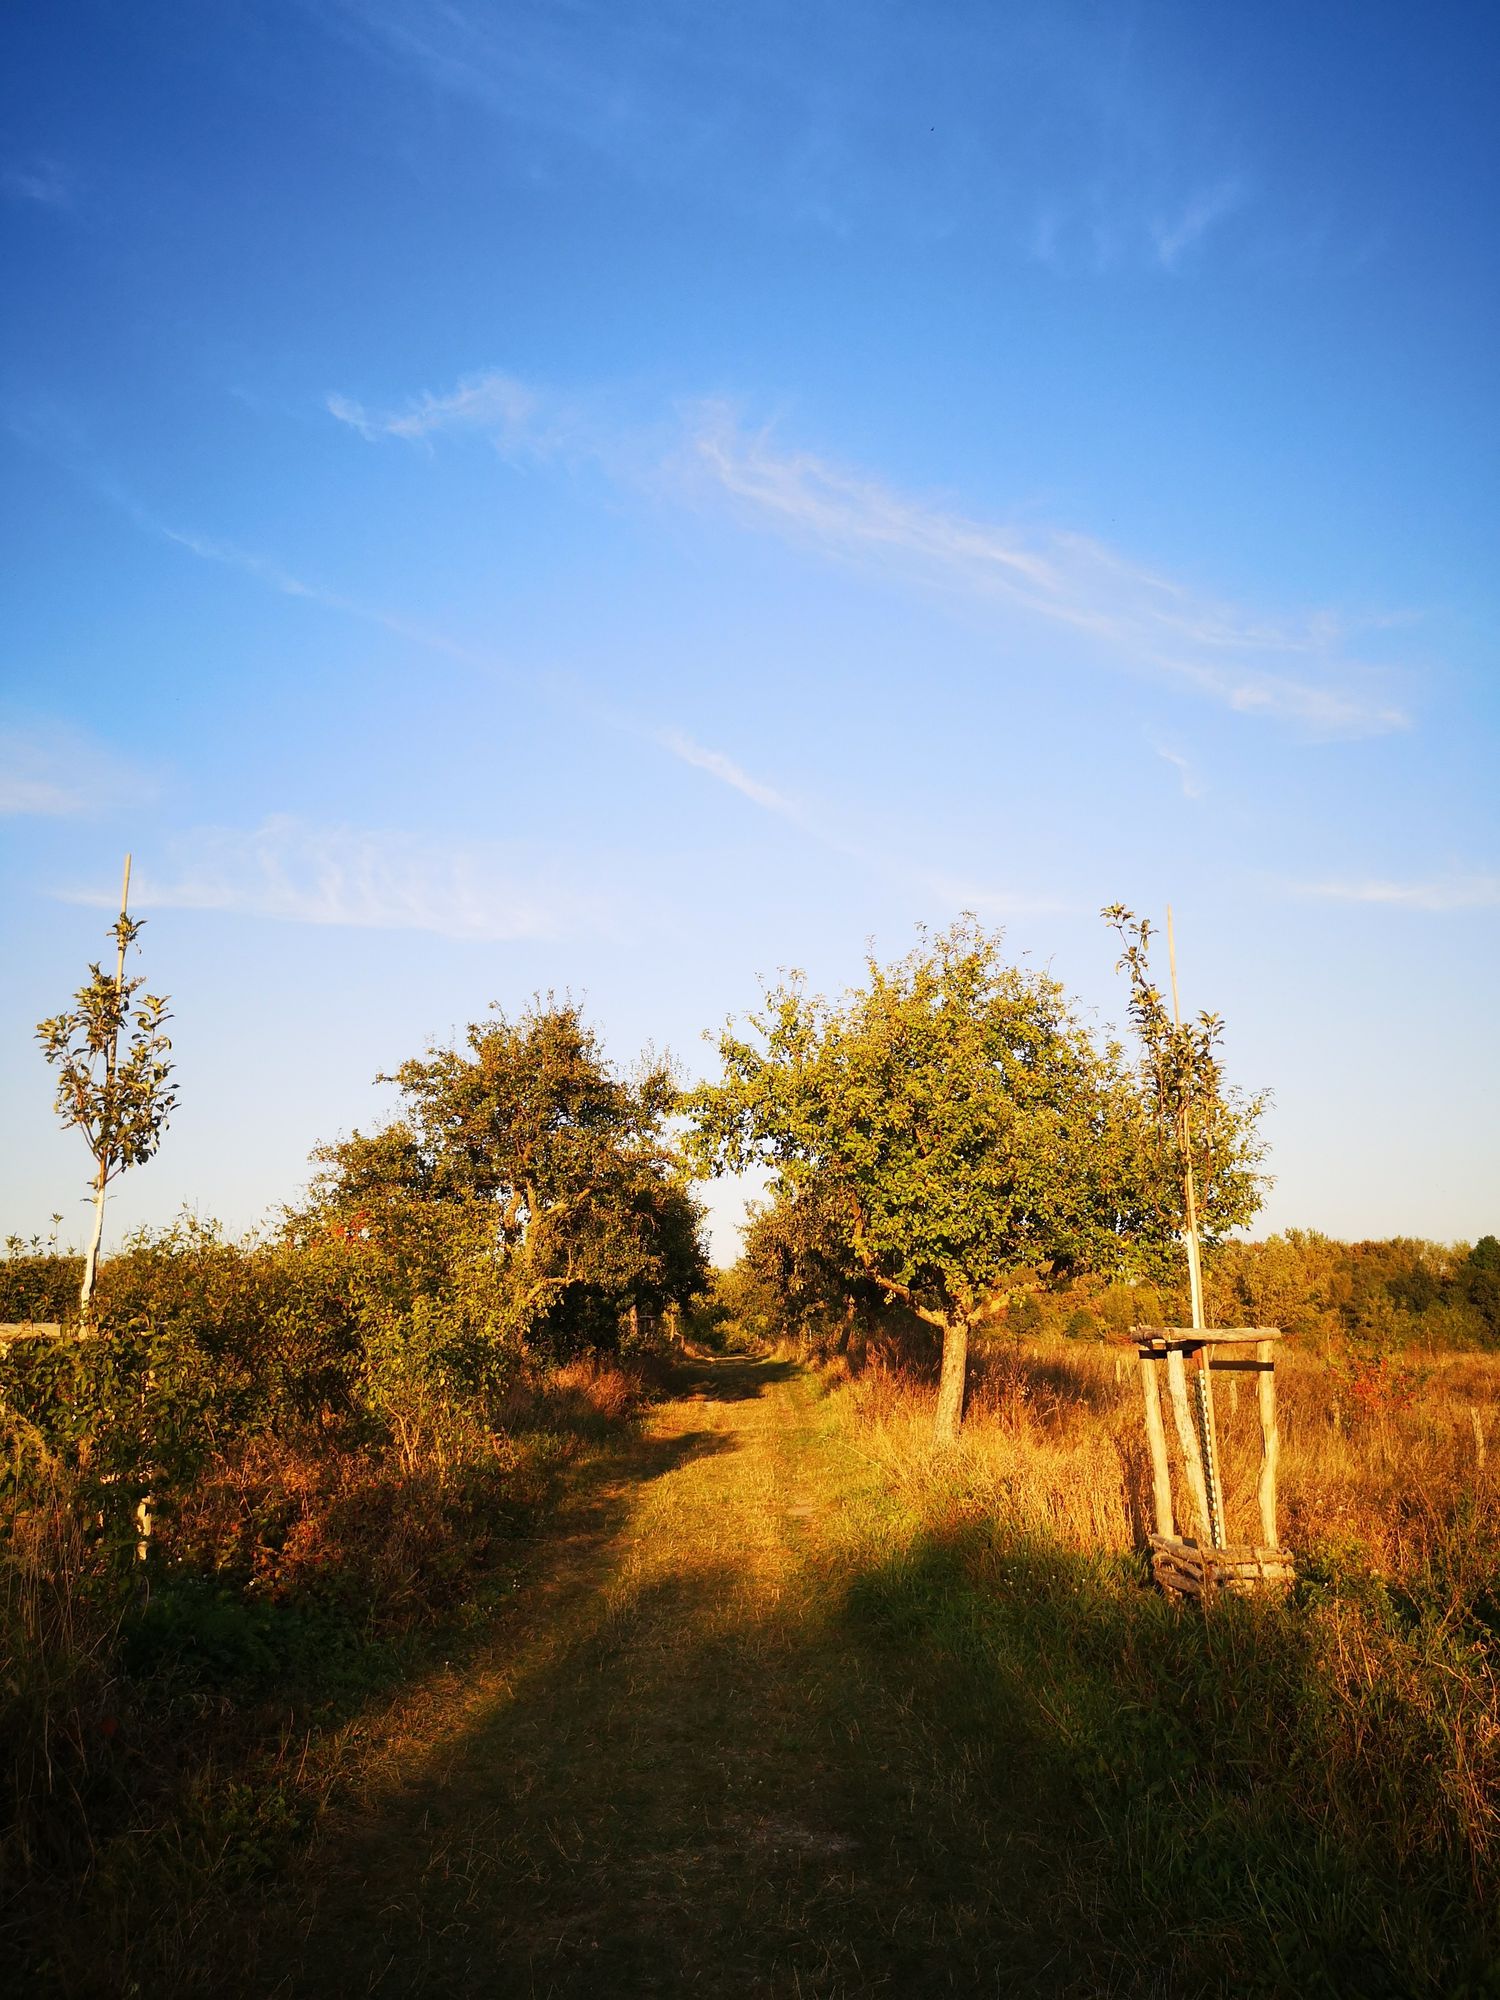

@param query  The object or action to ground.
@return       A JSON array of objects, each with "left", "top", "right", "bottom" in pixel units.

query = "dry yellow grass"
[
  {"left": 836, "top": 1334, "right": 1500, "bottom": 1572},
  {"left": 818, "top": 1330, "right": 1500, "bottom": 1943}
]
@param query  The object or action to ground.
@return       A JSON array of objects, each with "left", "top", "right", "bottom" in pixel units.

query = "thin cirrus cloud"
[
  {"left": 329, "top": 370, "right": 1411, "bottom": 739},
  {"left": 655, "top": 728, "right": 1065, "bottom": 916},
  {"left": 1294, "top": 874, "right": 1500, "bottom": 914},
  {"left": 1154, "top": 744, "right": 1205, "bottom": 801},
  {"left": 1029, "top": 174, "right": 1252, "bottom": 277},
  {"left": 60, "top": 815, "right": 616, "bottom": 942},
  {"left": 656, "top": 729, "right": 806, "bottom": 822},
  {"left": 316, "top": 1, "right": 1260, "bottom": 270},
  {"left": 685, "top": 405, "right": 1409, "bottom": 739},
  {"left": 1151, "top": 177, "right": 1251, "bottom": 270},
  {"left": 2, "top": 157, "right": 72, "bottom": 209},
  {"left": 0, "top": 724, "right": 157, "bottom": 817}
]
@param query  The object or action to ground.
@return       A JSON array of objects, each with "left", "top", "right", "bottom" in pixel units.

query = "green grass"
[{"left": 12, "top": 1350, "right": 1500, "bottom": 1996}]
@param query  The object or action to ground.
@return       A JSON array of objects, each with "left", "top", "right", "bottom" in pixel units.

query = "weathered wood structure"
[{"left": 1134, "top": 1326, "right": 1294, "bottom": 1599}]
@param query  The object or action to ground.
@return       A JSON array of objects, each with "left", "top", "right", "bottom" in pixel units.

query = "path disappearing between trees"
[{"left": 256, "top": 1356, "right": 1109, "bottom": 1998}]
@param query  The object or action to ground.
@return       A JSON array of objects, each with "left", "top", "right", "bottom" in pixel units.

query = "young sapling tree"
[{"left": 37, "top": 856, "right": 178, "bottom": 1320}]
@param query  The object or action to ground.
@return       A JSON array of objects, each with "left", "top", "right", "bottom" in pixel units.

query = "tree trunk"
[
  {"left": 80, "top": 1158, "right": 107, "bottom": 1320},
  {"left": 933, "top": 1317, "right": 969, "bottom": 1443}
]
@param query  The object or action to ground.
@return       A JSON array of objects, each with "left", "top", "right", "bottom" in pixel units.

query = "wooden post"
[
  {"left": 1165, "top": 1347, "right": 1212, "bottom": 1541},
  {"left": 1192, "top": 1347, "right": 1227, "bottom": 1548},
  {"left": 1166, "top": 906, "right": 1206, "bottom": 1333},
  {"left": 1257, "top": 1336, "right": 1280, "bottom": 1549},
  {"left": 1167, "top": 908, "right": 1225, "bottom": 1546},
  {"left": 1139, "top": 1353, "right": 1174, "bottom": 1537}
]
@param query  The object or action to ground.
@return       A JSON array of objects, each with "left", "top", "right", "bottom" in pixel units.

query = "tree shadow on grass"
[
  {"left": 663, "top": 1352, "right": 804, "bottom": 1403},
  {"left": 244, "top": 1524, "right": 1488, "bottom": 2000},
  {"left": 19, "top": 1421, "right": 743, "bottom": 2000}
]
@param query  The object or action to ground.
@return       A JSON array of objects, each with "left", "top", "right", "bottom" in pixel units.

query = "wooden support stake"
[
  {"left": 1166, "top": 1347, "right": 1212, "bottom": 1542},
  {"left": 1167, "top": 907, "right": 1226, "bottom": 1547},
  {"left": 1192, "top": 1345, "right": 1227, "bottom": 1548},
  {"left": 1166, "top": 906, "right": 1207, "bottom": 1334},
  {"left": 1139, "top": 1354, "right": 1175, "bottom": 1537},
  {"left": 1257, "top": 1336, "right": 1280, "bottom": 1549}
]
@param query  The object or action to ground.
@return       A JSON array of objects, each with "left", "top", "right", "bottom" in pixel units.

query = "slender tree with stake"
[{"left": 37, "top": 856, "right": 178, "bottom": 1320}]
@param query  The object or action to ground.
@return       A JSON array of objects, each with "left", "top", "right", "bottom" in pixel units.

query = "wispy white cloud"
[
  {"left": 325, "top": 366, "right": 1411, "bottom": 738},
  {"left": 61, "top": 815, "right": 614, "bottom": 941},
  {"left": 328, "top": 373, "right": 543, "bottom": 450},
  {"left": 655, "top": 726, "right": 1065, "bottom": 915},
  {"left": 683, "top": 406, "right": 1408, "bottom": 737},
  {"left": 2, "top": 157, "right": 72, "bottom": 210},
  {"left": 1152, "top": 178, "right": 1250, "bottom": 269},
  {"left": 1293, "top": 874, "right": 1500, "bottom": 914},
  {"left": 316, "top": 2, "right": 1261, "bottom": 274},
  {"left": 155, "top": 523, "right": 489, "bottom": 669},
  {"left": 114, "top": 449, "right": 1068, "bottom": 920},
  {"left": 0, "top": 724, "right": 156, "bottom": 817},
  {"left": 657, "top": 729, "right": 806, "bottom": 821},
  {"left": 1154, "top": 744, "right": 1205, "bottom": 800}
]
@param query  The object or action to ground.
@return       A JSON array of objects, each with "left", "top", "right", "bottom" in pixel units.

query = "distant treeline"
[{"left": 719, "top": 1221, "right": 1500, "bottom": 1354}]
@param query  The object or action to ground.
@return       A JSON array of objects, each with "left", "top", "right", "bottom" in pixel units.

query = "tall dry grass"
[
  {"left": 0, "top": 1351, "right": 651, "bottom": 1987},
  {"left": 819, "top": 1330, "right": 1500, "bottom": 1973},
  {"left": 841, "top": 1336, "right": 1500, "bottom": 1570}
]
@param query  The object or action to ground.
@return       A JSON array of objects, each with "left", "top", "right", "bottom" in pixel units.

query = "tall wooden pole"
[
  {"left": 1166, "top": 906, "right": 1205, "bottom": 1331},
  {"left": 79, "top": 854, "right": 131, "bottom": 1320},
  {"left": 1166, "top": 907, "right": 1225, "bottom": 1548}
]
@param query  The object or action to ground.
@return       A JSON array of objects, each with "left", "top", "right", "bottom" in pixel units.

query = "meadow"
[
  {"left": 5, "top": 1236, "right": 1498, "bottom": 1994},
  {"left": 821, "top": 1326, "right": 1500, "bottom": 1989}
]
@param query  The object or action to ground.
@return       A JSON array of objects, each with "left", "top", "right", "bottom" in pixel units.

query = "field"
[{"left": 6, "top": 1313, "right": 1497, "bottom": 1997}]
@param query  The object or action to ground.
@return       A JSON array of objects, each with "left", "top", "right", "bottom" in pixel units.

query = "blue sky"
[{"left": 2, "top": 0, "right": 1497, "bottom": 1259}]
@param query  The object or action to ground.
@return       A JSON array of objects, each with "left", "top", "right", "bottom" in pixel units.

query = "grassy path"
[{"left": 253, "top": 1354, "right": 1081, "bottom": 1998}]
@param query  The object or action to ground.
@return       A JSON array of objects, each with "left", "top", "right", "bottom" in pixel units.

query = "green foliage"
[
  {"left": 1103, "top": 904, "right": 1268, "bottom": 1246},
  {"left": 306, "top": 998, "right": 709, "bottom": 1357},
  {"left": 0, "top": 1249, "right": 82, "bottom": 1323},
  {"left": 36, "top": 910, "right": 177, "bottom": 1194},
  {"left": 1468, "top": 1235, "right": 1500, "bottom": 1340},
  {"left": 736, "top": 1178, "right": 884, "bottom": 1346},
  {"left": 1205, "top": 1229, "right": 1500, "bottom": 1351},
  {"left": 691, "top": 919, "right": 1202, "bottom": 1338}
]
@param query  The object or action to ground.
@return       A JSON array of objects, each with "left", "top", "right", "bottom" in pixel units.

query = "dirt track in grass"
[{"left": 250, "top": 1353, "right": 1084, "bottom": 1999}]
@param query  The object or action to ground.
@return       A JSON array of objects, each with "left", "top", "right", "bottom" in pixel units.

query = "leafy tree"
[
  {"left": 1467, "top": 1235, "right": 1500, "bottom": 1342},
  {"left": 690, "top": 920, "right": 1171, "bottom": 1439},
  {"left": 1103, "top": 906, "right": 1268, "bottom": 1321},
  {"left": 36, "top": 861, "right": 177, "bottom": 1319},
  {"left": 308, "top": 999, "right": 708, "bottom": 1352},
  {"left": 738, "top": 1176, "right": 883, "bottom": 1349}
]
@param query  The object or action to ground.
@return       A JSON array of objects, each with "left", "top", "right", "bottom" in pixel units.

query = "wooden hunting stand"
[
  {"left": 1110, "top": 907, "right": 1296, "bottom": 1602},
  {"left": 1134, "top": 1324, "right": 1293, "bottom": 1599}
]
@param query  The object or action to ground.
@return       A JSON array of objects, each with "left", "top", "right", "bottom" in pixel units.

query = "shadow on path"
[{"left": 232, "top": 1356, "right": 1455, "bottom": 2000}]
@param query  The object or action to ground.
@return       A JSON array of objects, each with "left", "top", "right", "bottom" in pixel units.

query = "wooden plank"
[
  {"left": 1192, "top": 1343, "right": 1227, "bottom": 1548},
  {"left": 1134, "top": 1326, "right": 1285, "bottom": 1345},
  {"left": 1257, "top": 1335, "right": 1281, "bottom": 1549},
  {"left": 1139, "top": 1354, "right": 1175, "bottom": 1538},
  {"left": 1165, "top": 1348, "right": 1212, "bottom": 1542}
]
